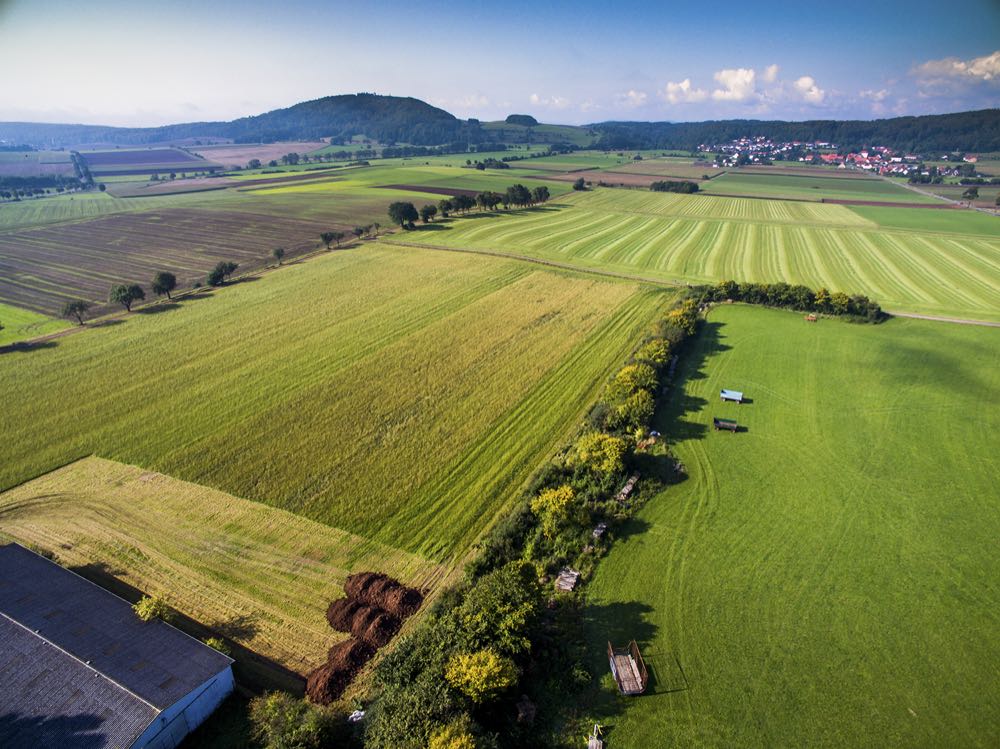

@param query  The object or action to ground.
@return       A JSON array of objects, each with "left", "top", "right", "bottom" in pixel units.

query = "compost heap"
[{"left": 305, "top": 572, "right": 423, "bottom": 704}]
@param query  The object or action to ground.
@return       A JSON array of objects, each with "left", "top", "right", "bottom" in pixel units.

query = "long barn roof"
[{"left": 0, "top": 543, "right": 233, "bottom": 748}]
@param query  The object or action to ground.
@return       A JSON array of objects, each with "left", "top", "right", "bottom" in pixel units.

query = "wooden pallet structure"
[{"left": 608, "top": 640, "right": 648, "bottom": 695}]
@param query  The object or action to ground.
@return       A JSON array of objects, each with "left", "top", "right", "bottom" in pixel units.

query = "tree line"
[
  {"left": 700, "top": 280, "right": 884, "bottom": 322},
  {"left": 388, "top": 185, "right": 551, "bottom": 229}
]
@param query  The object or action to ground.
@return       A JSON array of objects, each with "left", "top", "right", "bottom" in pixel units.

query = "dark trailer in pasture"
[
  {"left": 713, "top": 417, "right": 738, "bottom": 432},
  {"left": 720, "top": 388, "right": 744, "bottom": 403}
]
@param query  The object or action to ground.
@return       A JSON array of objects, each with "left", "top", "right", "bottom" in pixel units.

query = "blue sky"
[{"left": 0, "top": 0, "right": 997, "bottom": 126}]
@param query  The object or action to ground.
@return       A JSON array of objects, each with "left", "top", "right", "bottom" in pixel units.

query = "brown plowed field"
[
  {"left": 191, "top": 142, "right": 328, "bottom": 168},
  {"left": 0, "top": 208, "right": 342, "bottom": 314}
]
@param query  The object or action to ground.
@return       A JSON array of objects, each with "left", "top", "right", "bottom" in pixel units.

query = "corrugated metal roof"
[
  {"left": 0, "top": 544, "right": 233, "bottom": 711},
  {"left": 720, "top": 389, "right": 743, "bottom": 400},
  {"left": 0, "top": 613, "right": 155, "bottom": 749}
]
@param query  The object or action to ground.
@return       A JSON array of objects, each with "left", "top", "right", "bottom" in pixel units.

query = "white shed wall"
[{"left": 131, "top": 666, "right": 235, "bottom": 749}]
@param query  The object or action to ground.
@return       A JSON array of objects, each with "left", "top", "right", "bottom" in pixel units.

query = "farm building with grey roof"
[{"left": 0, "top": 543, "right": 234, "bottom": 749}]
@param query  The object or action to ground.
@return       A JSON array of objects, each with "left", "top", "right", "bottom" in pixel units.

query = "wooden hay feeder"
[
  {"left": 713, "top": 417, "right": 738, "bottom": 433},
  {"left": 608, "top": 640, "right": 648, "bottom": 696},
  {"left": 805, "top": 314, "right": 817, "bottom": 322}
]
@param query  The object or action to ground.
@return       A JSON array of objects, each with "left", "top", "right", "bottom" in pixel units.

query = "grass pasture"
[
  {"left": 702, "top": 170, "right": 942, "bottom": 204},
  {"left": 0, "top": 246, "right": 666, "bottom": 562},
  {"left": 0, "top": 456, "right": 445, "bottom": 681},
  {"left": 584, "top": 304, "right": 1000, "bottom": 748},
  {"left": 0, "top": 301, "right": 68, "bottom": 345},
  {"left": 393, "top": 189, "right": 1000, "bottom": 321}
]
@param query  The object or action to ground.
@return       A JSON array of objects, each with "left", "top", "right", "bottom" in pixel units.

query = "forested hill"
[
  {"left": 0, "top": 94, "right": 471, "bottom": 147},
  {"left": 592, "top": 109, "right": 1000, "bottom": 153}
]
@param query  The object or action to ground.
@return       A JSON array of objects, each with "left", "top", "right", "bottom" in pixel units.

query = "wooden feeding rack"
[
  {"left": 713, "top": 417, "right": 738, "bottom": 432},
  {"left": 608, "top": 640, "right": 648, "bottom": 695}
]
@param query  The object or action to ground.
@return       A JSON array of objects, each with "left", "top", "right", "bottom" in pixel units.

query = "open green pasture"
[
  {"left": 702, "top": 171, "right": 942, "bottom": 203},
  {"left": 851, "top": 203, "right": 1000, "bottom": 237},
  {"left": 584, "top": 304, "right": 1000, "bottom": 748},
  {"left": 0, "top": 302, "right": 68, "bottom": 345},
  {"left": 0, "top": 246, "right": 666, "bottom": 562},
  {"left": 392, "top": 189, "right": 1000, "bottom": 321}
]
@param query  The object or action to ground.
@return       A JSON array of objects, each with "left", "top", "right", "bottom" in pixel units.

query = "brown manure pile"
[
  {"left": 308, "top": 571, "right": 424, "bottom": 704},
  {"left": 344, "top": 572, "right": 424, "bottom": 618}
]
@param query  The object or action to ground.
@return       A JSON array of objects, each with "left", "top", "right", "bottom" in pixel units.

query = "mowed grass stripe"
[{"left": 400, "top": 191, "right": 1000, "bottom": 320}]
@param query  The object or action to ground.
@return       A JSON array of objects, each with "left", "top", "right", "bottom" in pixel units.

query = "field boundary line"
[
  {"left": 885, "top": 311, "right": 1000, "bottom": 327},
  {"left": 378, "top": 237, "right": 685, "bottom": 288},
  {"left": 0, "top": 453, "right": 93, "bottom": 495}
]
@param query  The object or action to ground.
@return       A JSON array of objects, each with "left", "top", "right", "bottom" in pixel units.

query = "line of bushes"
[
  {"left": 649, "top": 180, "right": 699, "bottom": 194},
  {"left": 698, "top": 279, "right": 885, "bottom": 322}
]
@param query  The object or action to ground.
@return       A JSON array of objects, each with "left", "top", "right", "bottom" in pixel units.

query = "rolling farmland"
[
  {"left": 701, "top": 170, "right": 942, "bottom": 203},
  {"left": 79, "top": 147, "right": 221, "bottom": 175},
  {"left": 0, "top": 246, "right": 668, "bottom": 561},
  {"left": 584, "top": 304, "right": 1000, "bottom": 748},
  {"left": 394, "top": 188, "right": 1000, "bottom": 321}
]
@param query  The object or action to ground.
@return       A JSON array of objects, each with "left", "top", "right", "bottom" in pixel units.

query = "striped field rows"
[{"left": 397, "top": 190, "right": 1000, "bottom": 320}]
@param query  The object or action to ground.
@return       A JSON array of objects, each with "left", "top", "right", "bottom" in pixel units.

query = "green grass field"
[
  {"left": 0, "top": 302, "right": 68, "bottom": 345},
  {"left": 392, "top": 189, "right": 1000, "bottom": 321},
  {"left": 702, "top": 171, "right": 942, "bottom": 203},
  {"left": 0, "top": 245, "right": 667, "bottom": 562},
  {"left": 584, "top": 304, "right": 1000, "bottom": 748}
]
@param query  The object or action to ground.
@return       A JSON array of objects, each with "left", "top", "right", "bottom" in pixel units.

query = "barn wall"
[{"left": 131, "top": 667, "right": 234, "bottom": 749}]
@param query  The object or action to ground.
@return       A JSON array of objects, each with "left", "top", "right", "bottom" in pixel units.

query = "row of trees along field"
[
  {"left": 243, "top": 296, "right": 704, "bottom": 748},
  {"left": 53, "top": 228, "right": 371, "bottom": 326},
  {"left": 700, "top": 280, "right": 884, "bottom": 322},
  {"left": 387, "top": 185, "right": 551, "bottom": 228}
]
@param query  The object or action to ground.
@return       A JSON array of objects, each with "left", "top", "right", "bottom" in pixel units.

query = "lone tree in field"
[
  {"left": 388, "top": 201, "right": 419, "bottom": 228},
  {"left": 273, "top": 247, "right": 285, "bottom": 265},
  {"left": 207, "top": 261, "right": 239, "bottom": 286},
  {"left": 151, "top": 271, "right": 177, "bottom": 300},
  {"left": 332, "top": 231, "right": 346, "bottom": 247},
  {"left": 61, "top": 299, "right": 92, "bottom": 326},
  {"left": 572, "top": 177, "right": 587, "bottom": 191},
  {"left": 109, "top": 283, "right": 145, "bottom": 312},
  {"left": 320, "top": 231, "right": 337, "bottom": 249},
  {"left": 352, "top": 226, "right": 365, "bottom": 240},
  {"left": 438, "top": 198, "right": 452, "bottom": 217},
  {"left": 420, "top": 204, "right": 437, "bottom": 223},
  {"left": 962, "top": 186, "right": 979, "bottom": 201}
]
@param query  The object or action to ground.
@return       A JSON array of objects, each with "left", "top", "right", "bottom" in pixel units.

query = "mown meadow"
[
  {"left": 394, "top": 188, "right": 1000, "bottom": 321},
  {"left": 584, "top": 305, "right": 1000, "bottom": 747},
  {"left": 0, "top": 245, "right": 668, "bottom": 562}
]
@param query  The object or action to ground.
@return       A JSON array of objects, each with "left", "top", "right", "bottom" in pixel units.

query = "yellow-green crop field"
[
  {"left": 393, "top": 189, "right": 1000, "bottom": 321},
  {"left": 0, "top": 245, "right": 668, "bottom": 562},
  {"left": 0, "top": 456, "right": 445, "bottom": 680}
]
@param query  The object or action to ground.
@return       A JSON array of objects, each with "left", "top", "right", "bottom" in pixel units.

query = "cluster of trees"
[
  {"left": 650, "top": 180, "right": 700, "bottom": 194},
  {"left": 467, "top": 158, "right": 509, "bottom": 170},
  {"left": 958, "top": 177, "right": 1000, "bottom": 185},
  {"left": 0, "top": 174, "right": 84, "bottom": 201},
  {"left": 701, "top": 280, "right": 884, "bottom": 321},
  {"left": 390, "top": 186, "right": 550, "bottom": 228}
]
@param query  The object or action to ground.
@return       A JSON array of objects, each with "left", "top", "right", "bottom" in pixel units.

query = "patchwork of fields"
[
  {"left": 394, "top": 189, "right": 1000, "bottom": 321},
  {"left": 0, "top": 246, "right": 667, "bottom": 561},
  {"left": 585, "top": 305, "right": 1000, "bottom": 748}
]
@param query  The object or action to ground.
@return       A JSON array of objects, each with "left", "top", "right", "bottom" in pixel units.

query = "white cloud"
[
  {"left": 712, "top": 68, "right": 758, "bottom": 101},
  {"left": 618, "top": 89, "right": 648, "bottom": 107},
  {"left": 762, "top": 64, "right": 780, "bottom": 84},
  {"left": 914, "top": 49, "right": 1000, "bottom": 82},
  {"left": 793, "top": 75, "right": 825, "bottom": 104},
  {"left": 859, "top": 88, "right": 889, "bottom": 102},
  {"left": 529, "top": 93, "right": 570, "bottom": 110},
  {"left": 662, "top": 78, "right": 707, "bottom": 104}
]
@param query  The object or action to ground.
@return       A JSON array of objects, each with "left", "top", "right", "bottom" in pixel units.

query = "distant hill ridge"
[{"left": 1, "top": 94, "right": 997, "bottom": 153}]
